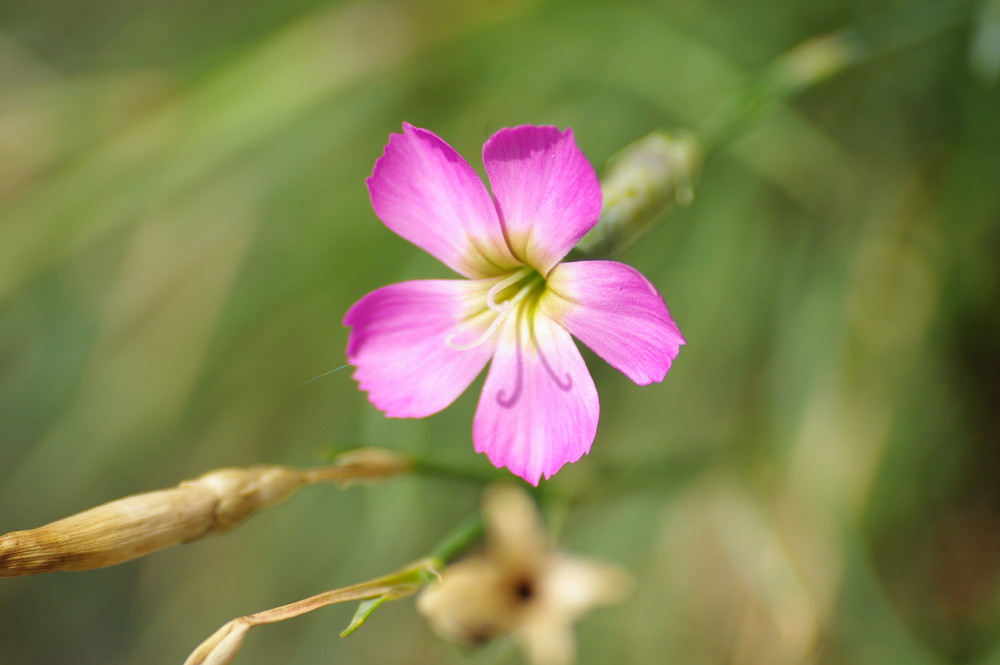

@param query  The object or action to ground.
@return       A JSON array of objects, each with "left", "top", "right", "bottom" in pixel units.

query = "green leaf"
[{"left": 339, "top": 595, "right": 390, "bottom": 638}]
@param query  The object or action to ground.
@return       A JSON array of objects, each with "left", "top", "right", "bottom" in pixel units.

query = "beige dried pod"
[{"left": 0, "top": 447, "right": 410, "bottom": 577}]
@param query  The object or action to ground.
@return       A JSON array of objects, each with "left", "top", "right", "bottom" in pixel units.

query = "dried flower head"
[{"left": 418, "top": 485, "right": 632, "bottom": 665}]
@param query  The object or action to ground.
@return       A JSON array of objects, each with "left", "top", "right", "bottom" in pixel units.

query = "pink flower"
[{"left": 344, "top": 124, "right": 685, "bottom": 484}]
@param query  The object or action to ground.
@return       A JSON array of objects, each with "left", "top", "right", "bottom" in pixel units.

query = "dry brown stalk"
[{"left": 183, "top": 557, "right": 436, "bottom": 665}]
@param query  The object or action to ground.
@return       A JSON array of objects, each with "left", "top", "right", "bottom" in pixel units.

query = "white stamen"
[{"left": 446, "top": 305, "right": 512, "bottom": 350}]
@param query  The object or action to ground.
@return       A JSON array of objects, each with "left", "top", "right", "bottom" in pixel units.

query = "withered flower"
[{"left": 418, "top": 485, "right": 632, "bottom": 665}]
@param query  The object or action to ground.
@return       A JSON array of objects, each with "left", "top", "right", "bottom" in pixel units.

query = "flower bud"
[{"left": 575, "top": 131, "right": 699, "bottom": 259}]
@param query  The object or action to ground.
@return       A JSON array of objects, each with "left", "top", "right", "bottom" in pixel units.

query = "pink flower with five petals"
[{"left": 344, "top": 124, "right": 684, "bottom": 484}]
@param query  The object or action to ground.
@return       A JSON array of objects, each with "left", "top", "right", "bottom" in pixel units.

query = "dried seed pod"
[{"left": 0, "top": 448, "right": 410, "bottom": 577}]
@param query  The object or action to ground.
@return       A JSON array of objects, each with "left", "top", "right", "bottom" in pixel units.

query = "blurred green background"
[{"left": 1, "top": 0, "right": 999, "bottom": 663}]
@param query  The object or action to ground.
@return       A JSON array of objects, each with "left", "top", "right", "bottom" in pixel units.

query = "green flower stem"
[
  {"left": 428, "top": 512, "right": 485, "bottom": 567},
  {"left": 408, "top": 456, "right": 510, "bottom": 485},
  {"left": 699, "top": 0, "right": 970, "bottom": 151},
  {"left": 696, "top": 33, "right": 862, "bottom": 153},
  {"left": 578, "top": 0, "right": 972, "bottom": 260}
]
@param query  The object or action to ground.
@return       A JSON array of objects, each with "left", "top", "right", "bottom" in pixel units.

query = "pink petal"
[
  {"left": 542, "top": 260, "right": 685, "bottom": 385},
  {"left": 483, "top": 126, "right": 602, "bottom": 275},
  {"left": 344, "top": 279, "right": 496, "bottom": 417},
  {"left": 473, "top": 310, "right": 598, "bottom": 485},
  {"left": 368, "top": 124, "right": 518, "bottom": 279}
]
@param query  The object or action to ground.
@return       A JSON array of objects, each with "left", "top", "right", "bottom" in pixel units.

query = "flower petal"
[
  {"left": 543, "top": 553, "right": 634, "bottom": 616},
  {"left": 473, "top": 310, "right": 598, "bottom": 485},
  {"left": 516, "top": 613, "right": 576, "bottom": 665},
  {"left": 483, "top": 484, "right": 550, "bottom": 573},
  {"left": 542, "top": 260, "right": 685, "bottom": 385},
  {"left": 483, "top": 126, "right": 602, "bottom": 275},
  {"left": 344, "top": 279, "right": 496, "bottom": 417},
  {"left": 368, "top": 123, "right": 518, "bottom": 278},
  {"left": 416, "top": 556, "right": 519, "bottom": 645}
]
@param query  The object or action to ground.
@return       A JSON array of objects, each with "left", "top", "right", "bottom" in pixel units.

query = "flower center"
[{"left": 446, "top": 267, "right": 544, "bottom": 351}]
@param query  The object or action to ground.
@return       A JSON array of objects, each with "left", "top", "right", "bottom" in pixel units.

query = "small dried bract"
[
  {"left": 418, "top": 485, "right": 632, "bottom": 665},
  {"left": 0, "top": 447, "right": 409, "bottom": 576}
]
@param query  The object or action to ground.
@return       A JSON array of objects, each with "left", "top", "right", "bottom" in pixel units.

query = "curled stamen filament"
[
  {"left": 486, "top": 267, "right": 532, "bottom": 313},
  {"left": 446, "top": 306, "right": 512, "bottom": 350}
]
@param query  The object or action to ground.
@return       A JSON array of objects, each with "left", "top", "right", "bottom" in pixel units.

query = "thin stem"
[
  {"left": 578, "top": 0, "right": 973, "bottom": 261},
  {"left": 698, "top": 0, "right": 972, "bottom": 151},
  {"left": 428, "top": 513, "right": 485, "bottom": 566},
  {"left": 407, "top": 456, "right": 510, "bottom": 485},
  {"left": 184, "top": 515, "right": 486, "bottom": 664}
]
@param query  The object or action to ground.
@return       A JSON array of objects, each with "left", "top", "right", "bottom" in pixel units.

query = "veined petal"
[
  {"left": 542, "top": 260, "right": 685, "bottom": 385},
  {"left": 344, "top": 279, "right": 496, "bottom": 417},
  {"left": 483, "top": 126, "right": 602, "bottom": 275},
  {"left": 368, "top": 124, "right": 518, "bottom": 278},
  {"left": 473, "top": 310, "right": 598, "bottom": 485}
]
